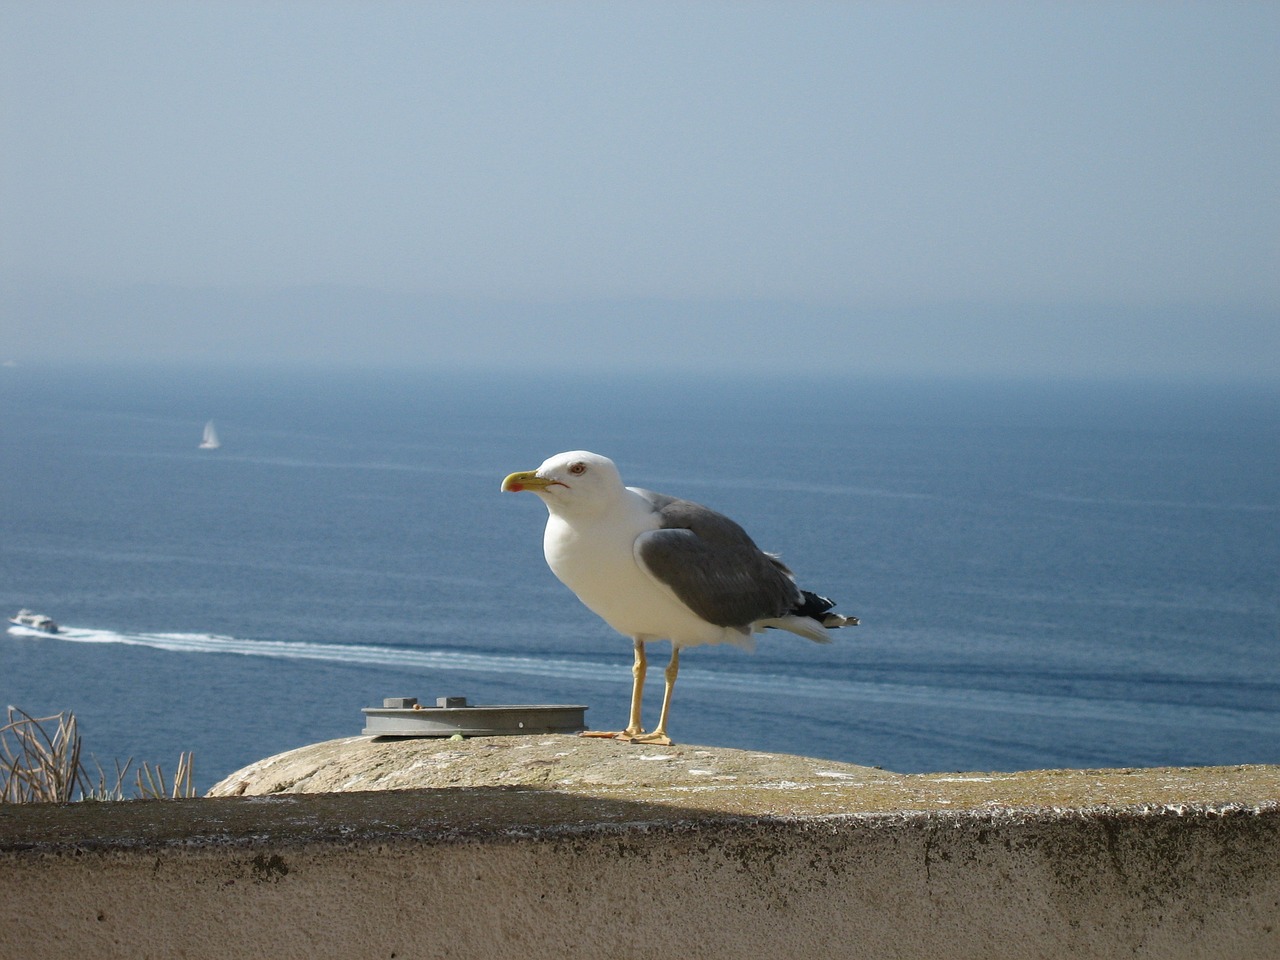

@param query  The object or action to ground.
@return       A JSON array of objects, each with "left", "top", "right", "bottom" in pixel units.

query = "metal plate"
[{"left": 361, "top": 696, "right": 588, "bottom": 738}]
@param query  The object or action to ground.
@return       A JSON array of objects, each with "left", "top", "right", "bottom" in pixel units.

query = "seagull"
[{"left": 501, "top": 451, "right": 857, "bottom": 745}]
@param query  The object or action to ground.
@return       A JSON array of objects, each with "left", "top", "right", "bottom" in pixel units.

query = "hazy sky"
[{"left": 2, "top": 2, "right": 1277, "bottom": 377}]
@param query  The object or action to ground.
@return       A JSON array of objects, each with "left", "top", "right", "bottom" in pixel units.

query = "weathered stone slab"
[
  {"left": 206, "top": 733, "right": 1280, "bottom": 819},
  {"left": 2, "top": 738, "right": 1277, "bottom": 960}
]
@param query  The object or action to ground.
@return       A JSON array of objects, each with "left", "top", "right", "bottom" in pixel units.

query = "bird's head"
[{"left": 502, "top": 450, "right": 624, "bottom": 515}]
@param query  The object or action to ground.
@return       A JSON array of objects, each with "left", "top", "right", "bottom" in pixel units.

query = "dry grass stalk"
[
  {"left": 0, "top": 707, "right": 195, "bottom": 803},
  {"left": 136, "top": 752, "right": 196, "bottom": 799},
  {"left": 0, "top": 707, "right": 86, "bottom": 802},
  {"left": 86, "top": 756, "right": 135, "bottom": 802}
]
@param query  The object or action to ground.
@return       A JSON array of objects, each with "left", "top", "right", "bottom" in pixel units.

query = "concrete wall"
[{"left": 2, "top": 791, "right": 1277, "bottom": 960}]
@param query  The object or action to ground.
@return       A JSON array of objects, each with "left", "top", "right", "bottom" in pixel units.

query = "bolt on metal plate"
[{"left": 361, "top": 695, "right": 588, "bottom": 738}]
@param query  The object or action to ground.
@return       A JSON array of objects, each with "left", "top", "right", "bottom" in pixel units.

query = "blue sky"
[{"left": 1, "top": 2, "right": 1276, "bottom": 378}]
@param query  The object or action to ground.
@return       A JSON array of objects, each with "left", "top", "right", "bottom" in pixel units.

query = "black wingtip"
[
  {"left": 793, "top": 590, "right": 835, "bottom": 620},
  {"left": 793, "top": 590, "right": 858, "bottom": 628}
]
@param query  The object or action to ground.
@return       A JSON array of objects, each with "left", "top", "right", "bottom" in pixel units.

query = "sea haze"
[{"left": 2, "top": 364, "right": 1277, "bottom": 792}]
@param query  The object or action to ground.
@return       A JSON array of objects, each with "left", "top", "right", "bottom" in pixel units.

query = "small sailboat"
[{"left": 199, "top": 420, "right": 221, "bottom": 450}]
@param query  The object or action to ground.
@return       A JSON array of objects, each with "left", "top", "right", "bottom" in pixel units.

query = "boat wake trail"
[
  {"left": 8, "top": 622, "right": 874, "bottom": 703},
  {"left": 8, "top": 624, "right": 619, "bottom": 684},
  {"left": 9, "top": 625, "right": 1268, "bottom": 730}
]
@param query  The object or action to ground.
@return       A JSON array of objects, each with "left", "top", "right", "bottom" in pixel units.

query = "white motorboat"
[{"left": 8, "top": 609, "right": 59, "bottom": 633}]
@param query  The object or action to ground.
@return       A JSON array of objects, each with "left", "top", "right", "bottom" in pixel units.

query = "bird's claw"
[
  {"left": 578, "top": 729, "right": 674, "bottom": 746},
  {"left": 618, "top": 731, "right": 674, "bottom": 746}
]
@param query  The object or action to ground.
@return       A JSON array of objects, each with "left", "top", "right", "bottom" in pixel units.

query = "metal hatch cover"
[{"left": 361, "top": 696, "right": 588, "bottom": 738}]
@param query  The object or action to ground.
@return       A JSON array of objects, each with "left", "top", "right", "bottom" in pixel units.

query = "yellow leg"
[
  {"left": 632, "top": 647, "right": 678, "bottom": 745},
  {"left": 624, "top": 638, "right": 647, "bottom": 737},
  {"left": 580, "top": 638, "right": 648, "bottom": 740}
]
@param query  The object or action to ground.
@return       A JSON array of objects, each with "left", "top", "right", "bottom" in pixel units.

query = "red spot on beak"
[{"left": 508, "top": 482, "right": 523, "bottom": 492}]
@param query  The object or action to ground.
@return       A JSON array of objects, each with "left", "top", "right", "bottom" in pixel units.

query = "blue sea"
[{"left": 2, "top": 364, "right": 1277, "bottom": 793}]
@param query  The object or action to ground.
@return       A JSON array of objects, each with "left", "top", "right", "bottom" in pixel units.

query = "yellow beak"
[{"left": 501, "top": 470, "right": 553, "bottom": 493}]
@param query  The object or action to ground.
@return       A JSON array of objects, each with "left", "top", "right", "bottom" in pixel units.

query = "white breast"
[{"left": 542, "top": 494, "right": 742, "bottom": 647}]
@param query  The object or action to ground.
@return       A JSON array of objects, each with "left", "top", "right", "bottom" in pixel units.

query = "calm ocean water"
[{"left": 2, "top": 364, "right": 1277, "bottom": 792}]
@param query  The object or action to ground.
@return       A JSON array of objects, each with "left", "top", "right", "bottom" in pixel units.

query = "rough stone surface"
[{"left": 206, "top": 733, "right": 1280, "bottom": 818}]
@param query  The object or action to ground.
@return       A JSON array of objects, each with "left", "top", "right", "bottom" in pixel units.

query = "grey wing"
[{"left": 632, "top": 490, "right": 800, "bottom": 628}]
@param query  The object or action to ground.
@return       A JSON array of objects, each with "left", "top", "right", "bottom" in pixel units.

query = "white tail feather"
[
  {"left": 755, "top": 615, "right": 834, "bottom": 643},
  {"left": 822, "top": 613, "right": 859, "bottom": 628}
]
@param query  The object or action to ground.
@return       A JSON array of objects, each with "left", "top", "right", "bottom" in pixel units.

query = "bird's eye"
[{"left": 568, "top": 462, "right": 587, "bottom": 476}]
